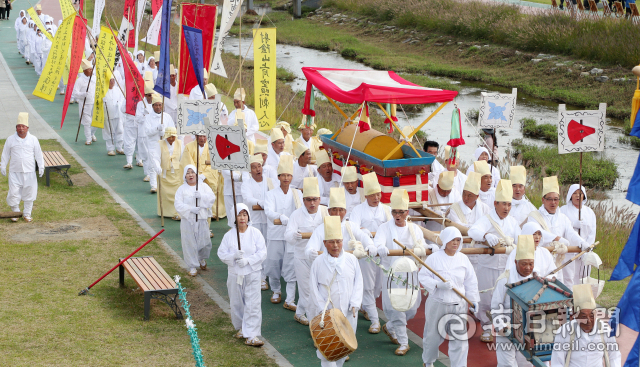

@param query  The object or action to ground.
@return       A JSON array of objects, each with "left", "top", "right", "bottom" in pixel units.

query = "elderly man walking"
[{"left": 1, "top": 113, "right": 44, "bottom": 222}]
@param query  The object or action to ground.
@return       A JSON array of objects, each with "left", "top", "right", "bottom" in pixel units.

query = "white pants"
[
  {"left": 102, "top": 117, "right": 124, "bottom": 152},
  {"left": 123, "top": 122, "right": 138, "bottom": 165},
  {"left": 224, "top": 194, "right": 243, "bottom": 228},
  {"left": 294, "top": 257, "right": 313, "bottom": 319},
  {"left": 477, "top": 265, "right": 501, "bottom": 327},
  {"left": 573, "top": 258, "right": 591, "bottom": 289},
  {"left": 562, "top": 261, "right": 576, "bottom": 290},
  {"left": 79, "top": 106, "right": 96, "bottom": 144},
  {"left": 180, "top": 218, "right": 212, "bottom": 269},
  {"left": 422, "top": 298, "right": 469, "bottom": 367},
  {"left": 317, "top": 310, "right": 358, "bottom": 367},
  {"left": 7, "top": 171, "right": 37, "bottom": 216},
  {"left": 253, "top": 222, "right": 268, "bottom": 282},
  {"left": 381, "top": 272, "right": 422, "bottom": 346},
  {"left": 264, "top": 240, "right": 296, "bottom": 303},
  {"left": 495, "top": 336, "right": 534, "bottom": 367},
  {"left": 228, "top": 270, "right": 262, "bottom": 339},
  {"left": 33, "top": 53, "right": 43, "bottom": 75},
  {"left": 359, "top": 258, "right": 379, "bottom": 323},
  {"left": 137, "top": 125, "right": 148, "bottom": 163}
]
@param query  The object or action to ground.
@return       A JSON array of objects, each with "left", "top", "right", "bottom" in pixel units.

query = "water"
[{"left": 222, "top": 35, "right": 638, "bottom": 211}]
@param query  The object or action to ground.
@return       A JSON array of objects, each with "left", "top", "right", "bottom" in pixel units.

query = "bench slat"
[
  {"left": 43, "top": 151, "right": 70, "bottom": 168},
  {"left": 130, "top": 257, "right": 162, "bottom": 291},
  {"left": 126, "top": 259, "right": 155, "bottom": 291},
  {"left": 148, "top": 257, "right": 177, "bottom": 288},
  {"left": 141, "top": 257, "right": 173, "bottom": 289},
  {"left": 53, "top": 153, "right": 67, "bottom": 166},
  {"left": 132, "top": 257, "right": 165, "bottom": 291},
  {"left": 122, "top": 261, "right": 150, "bottom": 292}
]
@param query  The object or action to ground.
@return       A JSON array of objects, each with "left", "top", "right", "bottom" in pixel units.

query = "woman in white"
[
  {"left": 33, "top": 29, "right": 44, "bottom": 75},
  {"left": 135, "top": 50, "right": 146, "bottom": 74},
  {"left": 465, "top": 147, "right": 501, "bottom": 188},
  {"left": 144, "top": 94, "right": 175, "bottom": 192},
  {"left": 507, "top": 222, "right": 561, "bottom": 283},
  {"left": 146, "top": 56, "right": 158, "bottom": 82},
  {"left": 217, "top": 203, "right": 267, "bottom": 347},
  {"left": 174, "top": 165, "right": 216, "bottom": 277},
  {"left": 420, "top": 227, "right": 479, "bottom": 367},
  {"left": 559, "top": 184, "right": 596, "bottom": 286},
  {"left": 17, "top": 16, "right": 29, "bottom": 59}
]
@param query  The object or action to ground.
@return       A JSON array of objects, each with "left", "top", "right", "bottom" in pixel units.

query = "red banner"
[
  {"left": 151, "top": 0, "right": 162, "bottom": 17},
  {"left": 119, "top": 38, "right": 145, "bottom": 116},
  {"left": 61, "top": 16, "right": 87, "bottom": 128},
  {"left": 123, "top": 0, "right": 136, "bottom": 48},
  {"left": 178, "top": 4, "right": 217, "bottom": 95}
]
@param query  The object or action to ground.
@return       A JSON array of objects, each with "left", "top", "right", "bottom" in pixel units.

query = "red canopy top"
[{"left": 301, "top": 67, "right": 458, "bottom": 105}]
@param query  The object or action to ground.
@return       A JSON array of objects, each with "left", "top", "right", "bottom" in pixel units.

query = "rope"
[{"left": 319, "top": 272, "right": 337, "bottom": 328}]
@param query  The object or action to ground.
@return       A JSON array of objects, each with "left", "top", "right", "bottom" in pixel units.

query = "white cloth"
[
  {"left": 224, "top": 194, "right": 243, "bottom": 228},
  {"left": 420, "top": 248, "right": 479, "bottom": 304},
  {"left": 560, "top": 199, "right": 596, "bottom": 286},
  {"left": 447, "top": 200, "right": 491, "bottom": 266},
  {"left": 506, "top": 246, "right": 560, "bottom": 282},
  {"left": 265, "top": 144, "right": 289, "bottom": 169},
  {"left": 240, "top": 173, "right": 270, "bottom": 225},
  {"left": 428, "top": 159, "right": 446, "bottom": 184},
  {"left": 1, "top": 132, "right": 44, "bottom": 175},
  {"left": 344, "top": 187, "right": 364, "bottom": 220},
  {"left": 144, "top": 111, "right": 175, "bottom": 188},
  {"left": 33, "top": 33, "right": 44, "bottom": 75},
  {"left": 478, "top": 188, "right": 496, "bottom": 207},
  {"left": 550, "top": 319, "right": 621, "bottom": 367},
  {"left": 72, "top": 73, "right": 97, "bottom": 143},
  {"left": 511, "top": 197, "right": 537, "bottom": 226},
  {"left": 305, "top": 219, "right": 374, "bottom": 261},
  {"left": 164, "top": 83, "right": 178, "bottom": 122},
  {"left": 174, "top": 182, "right": 216, "bottom": 268},
  {"left": 265, "top": 187, "right": 302, "bottom": 240},
  {"left": 121, "top": 100, "right": 145, "bottom": 164},
  {"left": 421, "top": 299, "right": 470, "bottom": 367},
  {"left": 103, "top": 87, "right": 125, "bottom": 152},
  {"left": 291, "top": 161, "right": 317, "bottom": 190},
  {"left": 425, "top": 187, "right": 461, "bottom": 232},
  {"left": 228, "top": 105, "right": 259, "bottom": 143},
  {"left": 317, "top": 173, "right": 340, "bottom": 206},
  {"left": 222, "top": 170, "right": 243, "bottom": 227}
]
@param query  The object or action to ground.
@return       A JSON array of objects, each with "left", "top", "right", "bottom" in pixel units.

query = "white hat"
[
  {"left": 515, "top": 235, "right": 535, "bottom": 260},
  {"left": 204, "top": 83, "right": 217, "bottom": 98},
  {"left": 277, "top": 155, "right": 293, "bottom": 175},
  {"left": 250, "top": 154, "right": 263, "bottom": 166},
  {"left": 329, "top": 187, "right": 346, "bottom": 209},
  {"left": 440, "top": 227, "right": 463, "bottom": 253},
  {"left": 203, "top": 68, "right": 209, "bottom": 79},
  {"left": 463, "top": 172, "right": 481, "bottom": 195},
  {"left": 510, "top": 166, "right": 526, "bottom": 186},
  {"left": 293, "top": 141, "right": 308, "bottom": 158},
  {"left": 400, "top": 126, "right": 414, "bottom": 142},
  {"left": 151, "top": 93, "right": 163, "bottom": 105},
  {"left": 573, "top": 283, "right": 597, "bottom": 310},
  {"left": 270, "top": 128, "right": 284, "bottom": 142},
  {"left": 495, "top": 179, "right": 513, "bottom": 202},
  {"left": 234, "top": 88, "right": 246, "bottom": 101},
  {"left": 163, "top": 126, "right": 177, "bottom": 139},
  {"left": 438, "top": 171, "right": 455, "bottom": 191},
  {"left": 276, "top": 121, "right": 292, "bottom": 134},
  {"left": 542, "top": 176, "right": 560, "bottom": 197},
  {"left": 254, "top": 142, "right": 268, "bottom": 154},
  {"left": 303, "top": 177, "right": 320, "bottom": 198},
  {"left": 35, "top": 4, "right": 42, "bottom": 10},
  {"left": 315, "top": 151, "right": 331, "bottom": 168},
  {"left": 474, "top": 161, "right": 491, "bottom": 176},
  {"left": 362, "top": 172, "right": 381, "bottom": 196},
  {"left": 390, "top": 189, "right": 409, "bottom": 210},
  {"left": 16, "top": 112, "right": 29, "bottom": 127},
  {"left": 474, "top": 147, "right": 490, "bottom": 161},
  {"left": 324, "top": 216, "right": 343, "bottom": 241},
  {"left": 81, "top": 59, "right": 92, "bottom": 71},
  {"left": 341, "top": 166, "right": 358, "bottom": 183}
]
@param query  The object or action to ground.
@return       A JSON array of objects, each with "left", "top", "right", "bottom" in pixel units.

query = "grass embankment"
[
  {"left": 257, "top": 7, "right": 636, "bottom": 121},
  {"left": 617, "top": 120, "right": 640, "bottom": 148},
  {"left": 0, "top": 140, "right": 277, "bottom": 366},
  {"left": 519, "top": 118, "right": 557, "bottom": 142}
]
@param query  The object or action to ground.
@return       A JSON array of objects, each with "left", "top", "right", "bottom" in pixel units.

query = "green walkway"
[{"left": 2, "top": 2, "right": 438, "bottom": 365}]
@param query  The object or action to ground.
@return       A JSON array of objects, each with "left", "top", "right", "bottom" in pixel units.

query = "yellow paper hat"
[
  {"left": 277, "top": 155, "right": 293, "bottom": 175},
  {"left": 362, "top": 172, "right": 381, "bottom": 196},
  {"left": 270, "top": 128, "right": 284, "bottom": 142},
  {"left": 35, "top": 4, "right": 41, "bottom": 10},
  {"left": 329, "top": 187, "right": 346, "bottom": 209},
  {"left": 204, "top": 83, "right": 217, "bottom": 97},
  {"left": 144, "top": 81, "right": 154, "bottom": 94},
  {"left": 324, "top": 216, "right": 343, "bottom": 241},
  {"left": 474, "top": 160, "right": 491, "bottom": 176},
  {"left": 81, "top": 59, "right": 92, "bottom": 71},
  {"left": 463, "top": 172, "right": 481, "bottom": 195},
  {"left": 573, "top": 283, "right": 597, "bottom": 310},
  {"left": 317, "top": 128, "right": 332, "bottom": 136},
  {"left": 315, "top": 151, "right": 331, "bottom": 167},
  {"left": 16, "top": 112, "right": 28, "bottom": 127},
  {"left": 144, "top": 70, "right": 154, "bottom": 82},
  {"left": 390, "top": 189, "right": 409, "bottom": 210},
  {"left": 515, "top": 235, "right": 535, "bottom": 260},
  {"left": 234, "top": 88, "right": 246, "bottom": 101},
  {"left": 153, "top": 51, "right": 160, "bottom": 61},
  {"left": 254, "top": 142, "right": 268, "bottom": 154},
  {"left": 495, "top": 179, "right": 513, "bottom": 202},
  {"left": 163, "top": 126, "right": 177, "bottom": 139},
  {"left": 293, "top": 141, "right": 308, "bottom": 158},
  {"left": 510, "top": 166, "right": 526, "bottom": 186},
  {"left": 151, "top": 93, "right": 163, "bottom": 105},
  {"left": 250, "top": 155, "right": 263, "bottom": 165},
  {"left": 276, "top": 121, "right": 292, "bottom": 134},
  {"left": 203, "top": 68, "right": 209, "bottom": 79},
  {"left": 542, "top": 176, "right": 560, "bottom": 197},
  {"left": 170, "top": 64, "right": 176, "bottom": 75},
  {"left": 341, "top": 166, "right": 358, "bottom": 183},
  {"left": 438, "top": 171, "right": 455, "bottom": 191},
  {"left": 303, "top": 177, "right": 320, "bottom": 198}
]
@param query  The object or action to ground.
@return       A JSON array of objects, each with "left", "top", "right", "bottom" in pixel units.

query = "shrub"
[
  {"left": 519, "top": 118, "right": 557, "bottom": 142},
  {"left": 341, "top": 48, "right": 358, "bottom": 58}
]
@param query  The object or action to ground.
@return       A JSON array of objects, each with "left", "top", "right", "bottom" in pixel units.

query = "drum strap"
[{"left": 319, "top": 271, "right": 338, "bottom": 329}]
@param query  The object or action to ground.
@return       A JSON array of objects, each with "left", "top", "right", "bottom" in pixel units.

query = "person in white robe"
[
  {"left": 15, "top": 11, "right": 27, "bottom": 53},
  {"left": 340, "top": 166, "right": 364, "bottom": 219},
  {"left": 509, "top": 166, "right": 536, "bottom": 226},
  {"left": 242, "top": 155, "right": 276, "bottom": 291},
  {"left": 466, "top": 147, "right": 501, "bottom": 188},
  {"left": 34, "top": 5, "right": 46, "bottom": 26},
  {"left": 144, "top": 94, "right": 175, "bottom": 192},
  {"left": 174, "top": 165, "right": 216, "bottom": 276},
  {"left": 560, "top": 184, "right": 597, "bottom": 286},
  {"left": 549, "top": 284, "right": 621, "bottom": 367},
  {"left": 203, "top": 83, "right": 229, "bottom": 124},
  {"left": 254, "top": 142, "right": 278, "bottom": 181},
  {"left": 375, "top": 188, "right": 432, "bottom": 356},
  {"left": 227, "top": 88, "right": 260, "bottom": 143},
  {"left": 71, "top": 59, "right": 97, "bottom": 145},
  {"left": 273, "top": 121, "right": 294, "bottom": 155},
  {"left": 349, "top": 172, "right": 392, "bottom": 334},
  {"left": 221, "top": 169, "right": 243, "bottom": 228},
  {"left": 295, "top": 120, "right": 317, "bottom": 155},
  {"left": 527, "top": 176, "right": 588, "bottom": 290},
  {"left": 474, "top": 160, "right": 496, "bottom": 207},
  {"left": 217, "top": 203, "right": 267, "bottom": 347},
  {"left": 447, "top": 172, "right": 491, "bottom": 271},
  {"left": 468, "top": 179, "right": 521, "bottom": 343},
  {"left": 424, "top": 141, "right": 445, "bottom": 184},
  {"left": 291, "top": 141, "right": 317, "bottom": 190},
  {"left": 188, "top": 68, "right": 210, "bottom": 100},
  {"left": 42, "top": 28, "right": 53, "bottom": 69},
  {"left": 136, "top": 82, "right": 155, "bottom": 179},
  {"left": 103, "top": 74, "right": 125, "bottom": 155},
  {"left": 134, "top": 50, "right": 146, "bottom": 74},
  {"left": 309, "top": 216, "right": 363, "bottom": 367},
  {"left": 28, "top": 23, "right": 39, "bottom": 67},
  {"left": 266, "top": 128, "right": 290, "bottom": 168},
  {"left": 17, "top": 17, "right": 29, "bottom": 59},
  {"left": 491, "top": 235, "right": 537, "bottom": 367},
  {"left": 420, "top": 227, "right": 479, "bottom": 367},
  {"left": 432, "top": 146, "right": 467, "bottom": 197},
  {"left": 155, "top": 127, "right": 184, "bottom": 219},
  {"left": 507, "top": 222, "right": 562, "bottom": 283},
  {"left": 1, "top": 113, "right": 44, "bottom": 222},
  {"left": 121, "top": 84, "right": 147, "bottom": 169},
  {"left": 264, "top": 155, "right": 303, "bottom": 308},
  {"left": 33, "top": 29, "right": 44, "bottom": 75},
  {"left": 315, "top": 150, "right": 340, "bottom": 206},
  {"left": 164, "top": 65, "right": 179, "bottom": 123},
  {"left": 426, "top": 170, "right": 462, "bottom": 232},
  {"left": 284, "top": 177, "right": 328, "bottom": 325},
  {"left": 146, "top": 55, "right": 158, "bottom": 82}
]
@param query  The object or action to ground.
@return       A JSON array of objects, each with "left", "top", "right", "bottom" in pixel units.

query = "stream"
[{"left": 222, "top": 34, "right": 638, "bottom": 212}]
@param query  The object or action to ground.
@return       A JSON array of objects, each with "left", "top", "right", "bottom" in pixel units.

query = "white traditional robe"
[
  {"left": 511, "top": 197, "right": 537, "bottom": 226},
  {"left": 240, "top": 173, "right": 274, "bottom": 238},
  {"left": 221, "top": 170, "right": 243, "bottom": 228},
  {"left": 144, "top": 111, "right": 175, "bottom": 189},
  {"left": 217, "top": 226, "right": 267, "bottom": 339},
  {"left": 265, "top": 144, "right": 289, "bottom": 169},
  {"left": 291, "top": 161, "right": 317, "bottom": 190},
  {"left": 121, "top": 99, "right": 146, "bottom": 165},
  {"left": 466, "top": 164, "right": 501, "bottom": 189},
  {"left": 506, "top": 245, "right": 561, "bottom": 283},
  {"left": 428, "top": 159, "right": 446, "bottom": 184},
  {"left": 425, "top": 187, "right": 461, "bottom": 232},
  {"left": 228, "top": 105, "right": 259, "bottom": 143},
  {"left": 72, "top": 73, "right": 97, "bottom": 144},
  {"left": 103, "top": 87, "right": 125, "bottom": 152},
  {"left": 1, "top": 132, "right": 44, "bottom": 216},
  {"left": 478, "top": 187, "right": 496, "bottom": 207},
  {"left": 309, "top": 251, "right": 363, "bottom": 367},
  {"left": 344, "top": 187, "right": 364, "bottom": 220},
  {"left": 432, "top": 169, "right": 467, "bottom": 198},
  {"left": 164, "top": 83, "right": 178, "bottom": 122},
  {"left": 550, "top": 319, "right": 621, "bottom": 367},
  {"left": 560, "top": 185, "right": 597, "bottom": 286},
  {"left": 317, "top": 173, "right": 340, "bottom": 206},
  {"left": 305, "top": 219, "right": 374, "bottom": 262},
  {"left": 447, "top": 199, "right": 491, "bottom": 268}
]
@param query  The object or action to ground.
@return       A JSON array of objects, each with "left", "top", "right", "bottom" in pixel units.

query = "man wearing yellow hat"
[
  {"left": 295, "top": 118, "right": 317, "bottom": 155},
  {"left": 309, "top": 215, "right": 364, "bottom": 367},
  {"left": 72, "top": 58, "right": 97, "bottom": 145},
  {"left": 1, "top": 113, "right": 44, "bottom": 222},
  {"left": 490, "top": 235, "right": 537, "bottom": 367},
  {"left": 374, "top": 189, "right": 431, "bottom": 356},
  {"left": 426, "top": 170, "right": 461, "bottom": 232},
  {"left": 266, "top": 128, "right": 290, "bottom": 169},
  {"left": 203, "top": 83, "right": 229, "bottom": 124},
  {"left": 349, "top": 172, "right": 392, "bottom": 334},
  {"left": 228, "top": 88, "right": 259, "bottom": 143},
  {"left": 188, "top": 68, "right": 210, "bottom": 100},
  {"left": 550, "top": 284, "right": 620, "bottom": 367},
  {"left": 474, "top": 160, "right": 496, "bottom": 207},
  {"left": 134, "top": 79, "right": 156, "bottom": 180},
  {"left": 121, "top": 77, "right": 148, "bottom": 169},
  {"left": 291, "top": 141, "right": 317, "bottom": 190},
  {"left": 145, "top": 93, "right": 175, "bottom": 193},
  {"left": 103, "top": 71, "right": 125, "bottom": 156},
  {"left": 157, "top": 127, "right": 183, "bottom": 219},
  {"left": 509, "top": 166, "right": 536, "bottom": 225},
  {"left": 284, "top": 177, "right": 328, "bottom": 325},
  {"left": 527, "top": 176, "right": 588, "bottom": 290},
  {"left": 315, "top": 150, "right": 339, "bottom": 206},
  {"left": 274, "top": 121, "right": 294, "bottom": 155},
  {"left": 264, "top": 155, "right": 303, "bottom": 307},
  {"left": 468, "top": 179, "right": 521, "bottom": 343},
  {"left": 340, "top": 166, "right": 364, "bottom": 219},
  {"left": 163, "top": 65, "right": 179, "bottom": 123}
]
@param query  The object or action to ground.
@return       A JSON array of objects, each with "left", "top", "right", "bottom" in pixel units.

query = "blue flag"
[
  {"left": 609, "top": 267, "right": 640, "bottom": 366},
  {"left": 154, "top": 0, "right": 173, "bottom": 98},
  {"left": 610, "top": 215, "right": 640, "bottom": 280},
  {"left": 182, "top": 25, "right": 205, "bottom": 97}
]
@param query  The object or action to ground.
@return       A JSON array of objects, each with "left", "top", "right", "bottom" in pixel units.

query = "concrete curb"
[{"left": 0, "top": 50, "right": 293, "bottom": 367}]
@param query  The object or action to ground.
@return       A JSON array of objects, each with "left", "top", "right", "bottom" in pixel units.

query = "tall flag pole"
[{"left": 153, "top": 0, "right": 173, "bottom": 98}]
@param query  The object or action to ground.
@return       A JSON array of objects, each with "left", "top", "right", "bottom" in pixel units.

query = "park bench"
[
  {"left": 42, "top": 151, "right": 72, "bottom": 187},
  {"left": 602, "top": 0, "right": 613, "bottom": 16},
  {"left": 119, "top": 256, "right": 183, "bottom": 321},
  {"left": 614, "top": 1, "right": 625, "bottom": 17},
  {"left": 588, "top": 0, "right": 600, "bottom": 18},
  {"left": 630, "top": 3, "right": 640, "bottom": 23}
]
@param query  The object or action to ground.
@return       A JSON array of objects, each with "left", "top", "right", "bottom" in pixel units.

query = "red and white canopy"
[{"left": 301, "top": 67, "right": 458, "bottom": 105}]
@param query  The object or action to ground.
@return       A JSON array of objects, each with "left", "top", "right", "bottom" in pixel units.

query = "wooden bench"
[
  {"left": 119, "top": 256, "right": 183, "bottom": 321},
  {"left": 42, "top": 151, "right": 72, "bottom": 187},
  {"left": 630, "top": 3, "right": 640, "bottom": 23},
  {"left": 614, "top": 1, "right": 625, "bottom": 17},
  {"left": 588, "top": 0, "right": 600, "bottom": 17}
]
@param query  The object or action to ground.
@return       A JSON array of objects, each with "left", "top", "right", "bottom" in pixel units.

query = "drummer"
[{"left": 309, "top": 216, "right": 363, "bottom": 367}]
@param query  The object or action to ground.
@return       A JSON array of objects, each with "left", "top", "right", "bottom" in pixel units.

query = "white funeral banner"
[
  {"left": 91, "top": 0, "right": 106, "bottom": 37},
  {"left": 176, "top": 97, "right": 222, "bottom": 136},
  {"left": 142, "top": 7, "right": 162, "bottom": 46},
  {"left": 210, "top": 0, "right": 243, "bottom": 78},
  {"left": 478, "top": 88, "right": 517, "bottom": 129},
  {"left": 207, "top": 125, "right": 250, "bottom": 171},
  {"left": 134, "top": 0, "right": 147, "bottom": 52},
  {"left": 557, "top": 103, "right": 606, "bottom": 154}
]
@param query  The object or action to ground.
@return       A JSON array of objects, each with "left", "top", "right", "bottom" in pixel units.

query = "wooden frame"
[
  {"left": 602, "top": 0, "right": 613, "bottom": 16},
  {"left": 630, "top": 3, "right": 640, "bottom": 24},
  {"left": 42, "top": 151, "right": 72, "bottom": 187},
  {"left": 614, "top": 1, "right": 625, "bottom": 17},
  {"left": 588, "top": 0, "right": 600, "bottom": 18}
]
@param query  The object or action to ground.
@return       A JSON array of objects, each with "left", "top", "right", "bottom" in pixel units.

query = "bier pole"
[{"left": 231, "top": 170, "right": 242, "bottom": 250}]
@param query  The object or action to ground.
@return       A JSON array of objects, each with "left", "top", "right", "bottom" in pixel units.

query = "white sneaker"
[
  {"left": 107, "top": 151, "right": 116, "bottom": 156},
  {"left": 188, "top": 268, "right": 197, "bottom": 277},
  {"left": 136, "top": 161, "right": 144, "bottom": 167},
  {"left": 85, "top": 141, "right": 92, "bottom": 145},
  {"left": 123, "top": 164, "right": 133, "bottom": 169},
  {"left": 92, "top": 135, "right": 97, "bottom": 142},
  {"left": 199, "top": 259, "right": 207, "bottom": 270},
  {"left": 150, "top": 188, "right": 157, "bottom": 193},
  {"left": 143, "top": 175, "right": 150, "bottom": 182}
]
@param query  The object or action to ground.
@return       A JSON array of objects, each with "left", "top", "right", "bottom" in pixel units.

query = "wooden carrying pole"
[
  {"left": 393, "top": 239, "right": 473, "bottom": 306},
  {"left": 547, "top": 241, "right": 599, "bottom": 276}
]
